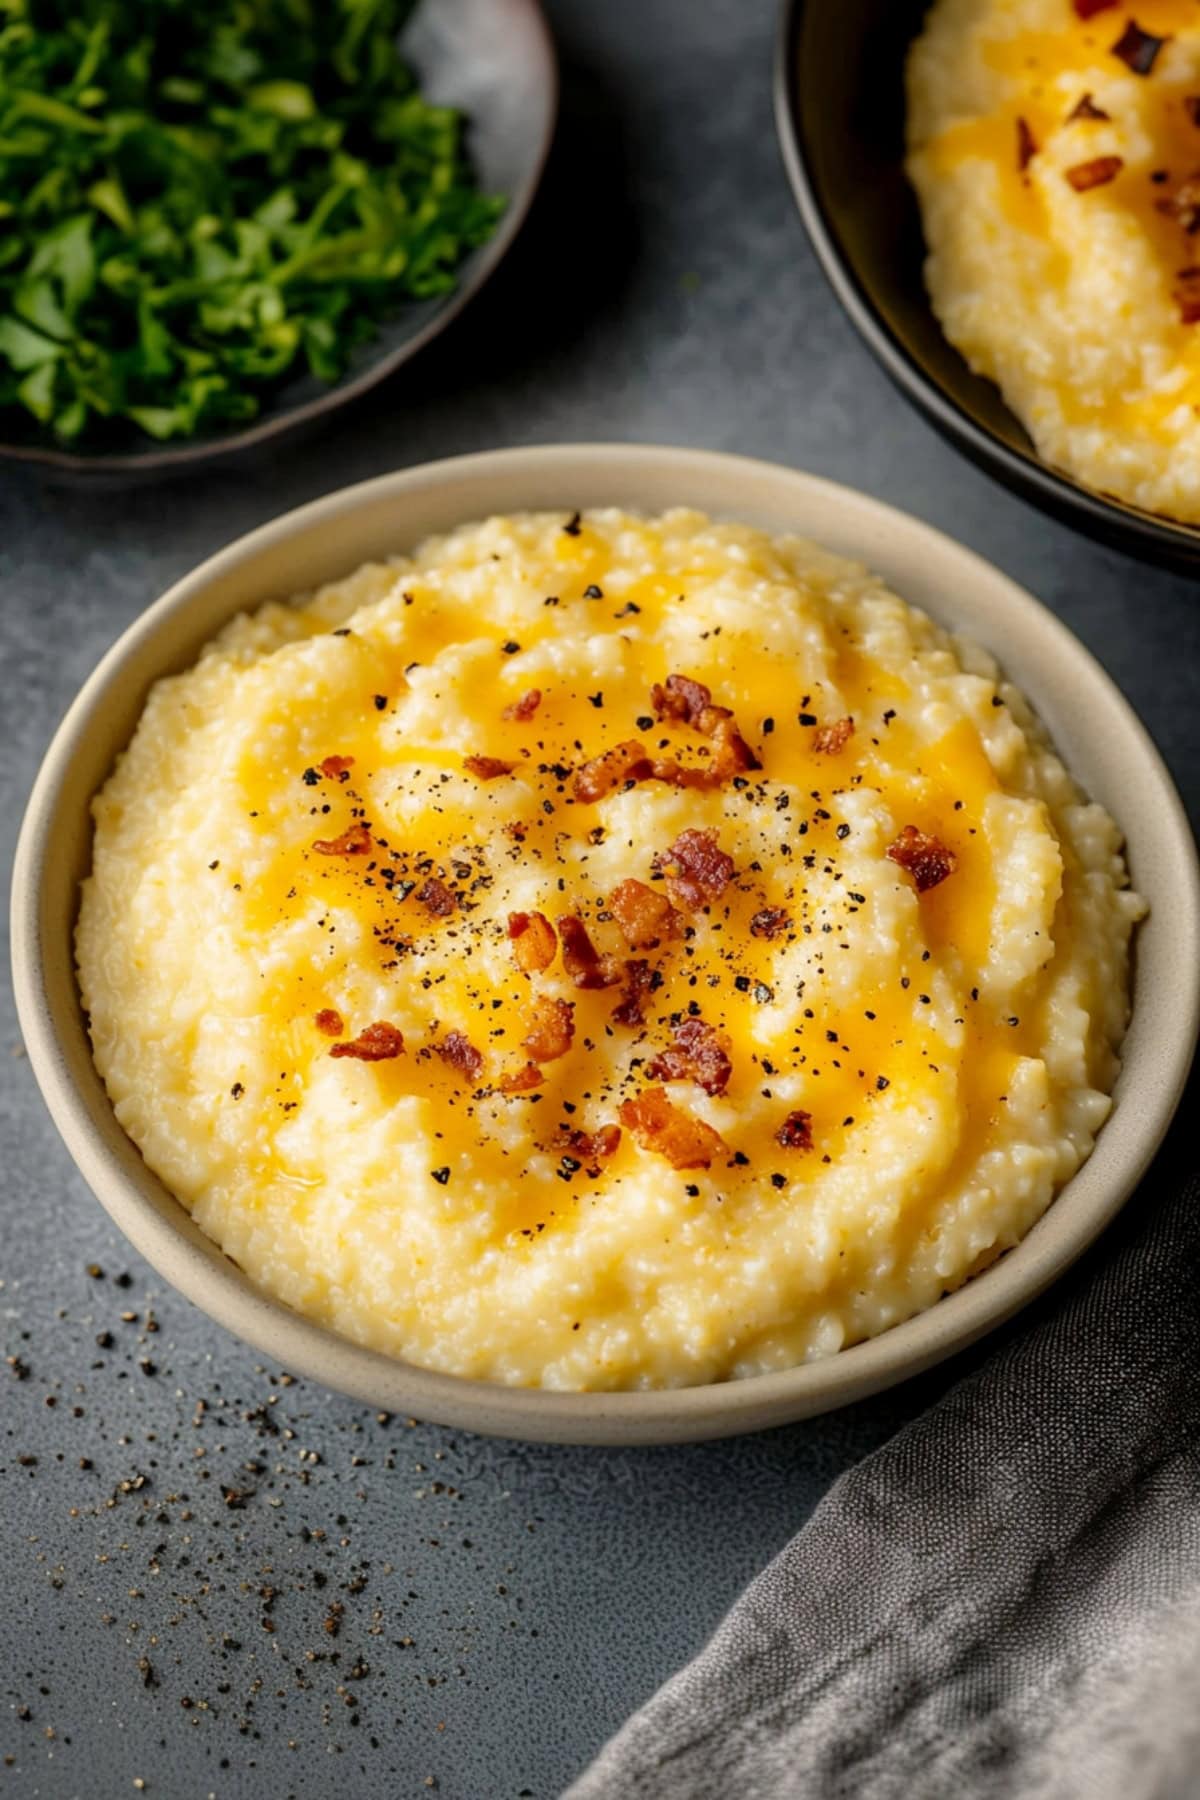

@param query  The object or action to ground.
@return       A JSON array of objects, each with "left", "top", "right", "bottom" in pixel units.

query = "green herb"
[{"left": 0, "top": 0, "right": 504, "bottom": 444}]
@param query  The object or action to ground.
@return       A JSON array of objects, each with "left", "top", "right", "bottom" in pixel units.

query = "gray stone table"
[{"left": 2, "top": 2, "right": 1198, "bottom": 1796}]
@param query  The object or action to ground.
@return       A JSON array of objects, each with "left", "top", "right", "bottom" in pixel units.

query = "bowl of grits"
[
  {"left": 775, "top": 0, "right": 1200, "bottom": 568},
  {"left": 12, "top": 445, "right": 1198, "bottom": 1443}
]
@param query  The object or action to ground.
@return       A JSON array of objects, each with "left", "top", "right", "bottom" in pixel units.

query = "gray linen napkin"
[{"left": 568, "top": 1118, "right": 1200, "bottom": 1800}]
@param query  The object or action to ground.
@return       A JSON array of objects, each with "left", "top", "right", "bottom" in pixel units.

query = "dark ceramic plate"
[
  {"left": 774, "top": 0, "right": 1200, "bottom": 571},
  {"left": 3, "top": 0, "right": 556, "bottom": 483}
]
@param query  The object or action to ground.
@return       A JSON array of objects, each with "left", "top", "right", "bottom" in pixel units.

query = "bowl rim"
[
  {"left": 0, "top": 0, "right": 558, "bottom": 479},
  {"left": 12, "top": 442, "right": 1200, "bottom": 1444},
  {"left": 772, "top": 0, "right": 1200, "bottom": 565}
]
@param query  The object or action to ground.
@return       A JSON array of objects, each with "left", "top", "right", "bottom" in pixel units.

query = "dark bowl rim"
[
  {"left": 0, "top": 0, "right": 558, "bottom": 478},
  {"left": 772, "top": 0, "right": 1200, "bottom": 565}
]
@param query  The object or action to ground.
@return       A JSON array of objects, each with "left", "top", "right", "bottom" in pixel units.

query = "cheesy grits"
[
  {"left": 908, "top": 0, "right": 1200, "bottom": 522},
  {"left": 76, "top": 509, "right": 1143, "bottom": 1389}
]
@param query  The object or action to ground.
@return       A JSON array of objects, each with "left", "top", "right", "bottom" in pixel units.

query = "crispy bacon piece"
[
  {"left": 704, "top": 713, "right": 762, "bottom": 779},
  {"left": 572, "top": 738, "right": 653, "bottom": 803},
  {"left": 314, "top": 1008, "right": 345, "bottom": 1037},
  {"left": 319, "top": 754, "right": 355, "bottom": 781},
  {"left": 522, "top": 996, "right": 575, "bottom": 1064},
  {"left": 651, "top": 674, "right": 712, "bottom": 725},
  {"left": 313, "top": 821, "right": 372, "bottom": 856},
  {"left": 1072, "top": 0, "right": 1116, "bottom": 16},
  {"left": 552, "top": 1124, "right": 621, "bottom": 1164},
  {"left": 1157, "top": 173, "right": 1200, "bottom": 232},
  {"left": 437, "top": 1030, "right": 483, "bottom": 1082},
  {"left": 463, "top": 754, "right": 516, "bottom": 781},
  {"left": 558, "top": 915, "right": 622, "bottom": 989},
  {"left": 886, "top": 825, "right": 957, "bottom": 893},
  {"left": 611, "top": 959, "right": 655, "bottom": 1027},
  {"left": 503, "top": 688, "right": 542, "bottom": 721},
  {"left": 574, "top": 680, "right": 760, "bottom": 804},
  {"left": 1016, "top": 116, "right": 1037, "bottom": 173},
  {"left": 608, "top": 878, "right": 682, "bottom": 950},
  {"left": 1067, "top": 91, "right": 1110, "bottom": 121},
  {"left": 330, "top": 1021, "right": 405, "bottom": 1061},
  {"left": 654, "top": 828, "right": 735, "bottom": 911},
  {"left": 1110, "top": 20, "right": 1167, "bottom": 75},
  {"left": 1176, "top": 266, "right": 1200, "bottom": 322},
  {"left": 417, "top": 877, "right": 456, "bottom": 917},
  {"left": 508, "top": 910, "right": 557, "bottom": 974},
  {"left": 750, "top": 906, "right": 791, "bottom": 940},
  {"left": 650, "top": 674, "right": 762, "bottom": 778},
  {"left": 1065, "top": 155, "right": 1124, "bottom": 191},
  {"left": 1186, "top": 96, "right": 1200, "bottom": 127},
  {"left": 632, "top": 755, "right": 714, "bottom": 792},
  {"left": 498, "top": 1061, "right": 544, "bottom": 1094},
  {"left": 776, "top": 1109, "right": 814, "bottom": 1151},
  {"left": 618, "top": 1087, "right": 726, "bottom": 1170},
  {"left": 647, "top": 1017, "right": 732, "bottom": 1097},
  {"left": 811, "top": 716, "right": 855, "bottom": 754}
]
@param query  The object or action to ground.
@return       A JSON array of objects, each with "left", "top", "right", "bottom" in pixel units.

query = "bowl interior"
[
  {"left": 778, "top": 0, "right": 1200, "bottom": 568},
  {"left": 13, "top": 445, "right": 1200, "bottom": 1443},
  {"left": 0, "top": 0, "right": 555, "bottom": 479}
]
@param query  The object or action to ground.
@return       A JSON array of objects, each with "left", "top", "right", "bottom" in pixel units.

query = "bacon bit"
[
  {"left": 463, "top": 754, "right": 516, "bottom": 781},
  {"left": 654, "top": 827, "right": 734, "bottom": 911},
  {"left": 650, "top": 674, "right": 762, "bottom": 778},
  {"left": 811, "top": 715, "right": 855, "bottom": 754},
  {"left": 437, "top": 1030, "right": 483, "bottom": 1082},
  {"left": 1016, "top": 116, "right": 1037, "bottom": 173},
  {"left": 503, "top": 688, "right": 542, "bottom": 721},
  {"left": 522, "top": 995, "right": 575, "bottom": 1064},
  {"left": 558, "top": 915, "right": 622, "bottom": 989},
  {"left": 1157, "top": 173, "right": 1200, "bottom": 232},
  {"left": 704, "top": 713, "right": 763, "bottom": 779},
  {"left": 634, "top": 755, "right": 714, "bottom": 792},
  {"left": 608, "top": 879, "right": 683, "bottom": 950},
  {"left": 552, "top": 1124, "right": 621, "bottom": 1164},
  {"left": 572, "top": 738, "right": 653, "bottom": 803},
  {"left": 314, "top": 1008, "right": 345, "bottom": 1037},
  {"left": 313, "top": 821, "right": 372, "bottom": 856},
  {"left": 750, "top": 906, "right": 791, "bottom": 940},
  {"left": 508, "top": 910, "right": 557, "bottom": 974},
  {"left": 1065, "top": 155, "right": 1124, "bottom": 191},
  {"left": 1175, "top": 266, "right": 1200, "bottom": 322},
  {"left": 618, "top": 1087, "right": 726, "bottom": 1170},
  {"left": 319, "top": 755, "right": 355, "bottom": 781},
  {"left": 330, "top": 1021, "right": 405, "bottom": 1062},
  {"left": 651, "top": 674, "right": 711, "bottom": 725},
  {"left": 886, "top": 825, "right": 957, "bottom": 893},
  {"left": 1073, "top": 0, "right": 1116, "bottom": 15},
  {"left": 1110, "top": 20, "right": 1168, "bottom": 74},
  {"left": 611, "top": 959, "right": 655, "bottom": 1027},
  {"left": 498, "top": 1061, "right": 544, "bottom": 1094},
  {"left": 417, "top": 876, "right": 456, "bottom": 917},
  {"left": 1186, "top": 96, "right": 1200, "bottom": 127},
  {"left": 776, "top": 1109, "right": 814, "bottom": 1151},
  {"left": 1067, "top": 91, "right": 1110, "bottom": 121},
  {"left": 647, "top": 1017, "right": 732, "bottom": 1097}
]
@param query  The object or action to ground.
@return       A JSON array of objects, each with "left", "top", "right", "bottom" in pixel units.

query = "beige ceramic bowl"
[{"left": 12, "top": 446, "right": 1200, "bottom": 1444}]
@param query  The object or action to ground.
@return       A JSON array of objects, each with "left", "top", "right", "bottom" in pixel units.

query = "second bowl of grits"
[
  {"left": 776, "top": 0, "right": 1200, "bottom": 566},
  {"left": 14, "top": 447, "right": 1198, "bottom": 1441}
]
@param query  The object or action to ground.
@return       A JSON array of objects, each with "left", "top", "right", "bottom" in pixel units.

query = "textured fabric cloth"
[{"left": 568, "top": 1113, "right": 1200, "bottom": 1800}]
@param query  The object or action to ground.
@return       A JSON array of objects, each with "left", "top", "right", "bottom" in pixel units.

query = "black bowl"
[
  {"left": 1, "top": 0, "right": 556, "bottom": 484},
  {"left": 774, "top": 0, "right": 1200, "bottom": 571}
]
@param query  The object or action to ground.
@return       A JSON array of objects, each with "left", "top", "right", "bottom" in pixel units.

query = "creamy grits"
[
  {"left": 76, "top": 509, "right": 1143, "bottom": 1390},
  {"left": 908, "top": 0, "right": 1200, "bottom": 522}
]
